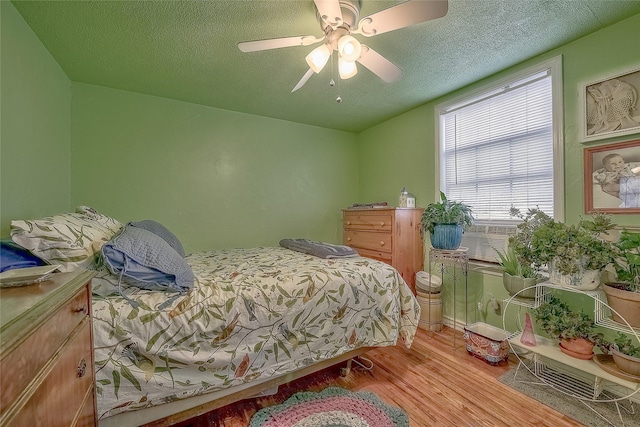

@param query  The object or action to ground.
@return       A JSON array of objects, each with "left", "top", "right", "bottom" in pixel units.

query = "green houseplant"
[
  {"left": 420, "top": 192, "right": 473, "bottom": 250},
  {"left": 495, "top": 245, "right": 540, "bottom": 299},
  {"left": 602, "top": 230, "right": 640, "bottom": 327},
  {"left": 598, "top": 333, "right": 640, "bottom": 377},
  {"left": 610, "top": 333, "right": 640, "bottom": 377},
  {"left": 533, "top": 295, "right": 604, "bottom": 359},
  {"left": 509, "top": 208, "right": 617, "bottom": 290}
]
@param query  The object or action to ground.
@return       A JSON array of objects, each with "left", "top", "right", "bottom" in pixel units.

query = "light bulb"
[
  {"left": 305, "top": 44, "right": 331, "bottom": 73},
  {"left": 337, "top": 35, "right": 361, "bottom": 62},
  {"left": 338, "top": 57, "right": 358, "bottom": 79}
]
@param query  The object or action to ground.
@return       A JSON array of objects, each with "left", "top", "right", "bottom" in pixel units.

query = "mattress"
[{"left": 91, "top": 246, "right": 420, "bottom": 419}]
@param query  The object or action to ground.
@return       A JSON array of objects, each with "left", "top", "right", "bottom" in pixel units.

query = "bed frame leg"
[
  {"left": 340, "top": 359, "right": 353, "bottom": 376},
  {"left": 340, "top": 356, "right": 375, "bottom": 376}
]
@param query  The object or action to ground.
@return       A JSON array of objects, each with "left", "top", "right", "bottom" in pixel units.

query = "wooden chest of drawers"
[
  {"left": 343, "top": 208, "right": 424, "bottom": 294},
  {"left": 1, "top": 270, "right": 97, "bottom": 427}
]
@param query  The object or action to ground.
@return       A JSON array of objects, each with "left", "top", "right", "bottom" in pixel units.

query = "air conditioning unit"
[{"left": 461, "top": 225, "right": 514, "bottom": 263}]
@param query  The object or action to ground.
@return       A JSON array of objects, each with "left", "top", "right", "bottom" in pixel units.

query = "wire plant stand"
[
  {"left": 503, "top": 283, "right": 640, "bottom": 427},
  {"left": 428, "top": 247, "right": 469, "bottom": 348}
]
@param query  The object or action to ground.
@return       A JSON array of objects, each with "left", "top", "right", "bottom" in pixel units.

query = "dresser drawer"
[
  {"left": 344, "top": 230, "right": 392, "bottom": 253},
  {"left": 0, "top": 286, "right": 90, "bottom": 414},
  {"left": 342, "top": 208, "right": 423, "bottom": 294},
  {"left": 4, "top": 321, "right": 94, "bottom": 427},
  {"left": 353, "top": 247, "right": 392, "bottom": 264},
  {"left": 343, "top": 213, "right": 392, "bottom": 232}
]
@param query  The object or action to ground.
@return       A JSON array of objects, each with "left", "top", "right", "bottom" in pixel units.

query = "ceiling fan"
[{"left": 238, "top": 0, "right": 448, "bottom": 93}]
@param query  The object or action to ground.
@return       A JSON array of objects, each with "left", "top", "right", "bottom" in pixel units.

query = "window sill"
[{"left": 468, "top": 260, "right": 502, "bottom": 277}]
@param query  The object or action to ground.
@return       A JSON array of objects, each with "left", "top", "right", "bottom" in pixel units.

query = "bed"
[{"left": 8, "top": 208, "right": 420, "bottom": 426}]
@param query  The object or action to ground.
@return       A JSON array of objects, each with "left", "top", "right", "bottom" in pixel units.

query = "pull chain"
[{"left": 335, "top": 52, "right": 342, "bottom": 103}]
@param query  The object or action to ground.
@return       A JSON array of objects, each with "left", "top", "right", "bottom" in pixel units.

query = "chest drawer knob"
[
  {"left": 380, "top": 222, "right": 385, "bottom": 226},
  {"left": 380, "top": 241, "right": 385, "bottom": 246},
  {"left": 347, "top": 237, "right": 352, "bottom": 242},
  {"left": 346, "top": 221, "right": 351, "bottom": 225},
  {"left": 74, "top": 305, "right": 88, "bottom": 315},
  {"left": 77, "top": 358, "right": 87, "bottom": 378}
]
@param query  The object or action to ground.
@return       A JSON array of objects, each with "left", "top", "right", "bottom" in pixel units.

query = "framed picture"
[
  {"left": 578, "top": 64, "right": 640, "bottom": 143},
  {"left": 584, "top": 139, "right": 640, "bottom": 213}
]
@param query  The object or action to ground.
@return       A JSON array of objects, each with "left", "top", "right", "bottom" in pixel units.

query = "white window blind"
[{"left": 440, "top": 68, "right": 555, "bottom": 222}]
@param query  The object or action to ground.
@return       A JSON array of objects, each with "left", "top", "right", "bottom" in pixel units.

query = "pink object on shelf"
[{"left": 520, "top": 312, "right": 537, "bottom": 347}]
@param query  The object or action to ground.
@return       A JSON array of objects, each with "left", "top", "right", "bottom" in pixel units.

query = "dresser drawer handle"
[
  {"left": 380, "top": 222, "right": 385, "bottom": 226},
  {"left": 379, "top": 241, "right": 385, "bottom": 246},
  {"left": 347, "top": 237, "right": 352, "bottom": 242},
  {"left": 74, "top": 305, "right": 88, "bottom": 315},
  {"left": 77, "top": 358, "right": 87, "bottom": 378},
  {"left": 346, "top": 221, "right": 351, "bottom": 225}
]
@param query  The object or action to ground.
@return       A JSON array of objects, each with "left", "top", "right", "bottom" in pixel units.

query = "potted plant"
[
  {"left": 609, "top": 332, "right": 640, "bottom": 377},
  {"left": 597, "top": 332, "right": 640, "bottom": 377},
  {"left": 495, "top": 245, "right": 541, "bottom": 299},
  {"left": 420, "top": 192, "right": 473, "bottom": 250},
  {"left": 533, "top": 295, "right": 604, "bottom": 359},
  {"left": 602, "top": 230, "right": 640, "bottom": 327},
  {"left": 509, "top": 208, "right": 617, "bottom": 290}
]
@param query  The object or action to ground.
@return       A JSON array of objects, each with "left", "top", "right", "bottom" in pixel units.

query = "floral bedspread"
[{"left": 91, "top": 247, "right": 420, "bottom": 419}]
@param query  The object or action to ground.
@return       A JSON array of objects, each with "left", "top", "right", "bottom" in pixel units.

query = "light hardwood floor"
[{"left": 177, "top": 327, "right": 583, "bottom": 426}]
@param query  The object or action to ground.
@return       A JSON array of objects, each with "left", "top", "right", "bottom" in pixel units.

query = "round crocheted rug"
[{"left": 248, "top": 386, "right": 408, "bottom": 427}]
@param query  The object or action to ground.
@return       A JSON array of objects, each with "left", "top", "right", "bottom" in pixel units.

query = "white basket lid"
[{"left": 415, "top": 271, "right": 442, "bottom": 291}]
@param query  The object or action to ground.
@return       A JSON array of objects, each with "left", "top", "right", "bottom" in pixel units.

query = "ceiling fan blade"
[
  {"left": 314, "top": 0, "right": 343, "bottom": 28},
  {"left": 291, "top": 68, "right": 315, "bottom": 93},
  {"left": 355, "top": 0, "right": 448, "bottom": 37},
  {"left": 238, "top": 35, "right": 323, "bottom": 53},
  {"left": 357, "top": 45, "right": 402, "bottom": 83}
]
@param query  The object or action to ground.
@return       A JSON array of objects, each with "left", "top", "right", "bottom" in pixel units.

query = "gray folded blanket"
[{"left": 279, "top": 239, "right": 359, "bottom": 259}]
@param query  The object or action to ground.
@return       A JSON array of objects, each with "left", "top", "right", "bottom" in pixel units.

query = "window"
[{"left": 435, "top": 56, "right": 564, "bottom": 225}]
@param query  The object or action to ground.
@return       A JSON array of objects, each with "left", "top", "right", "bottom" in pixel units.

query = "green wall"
[
  {"left": 1, "top": 1, "right": 358, "bottom": 248},
  {"left": 357, "top": 13, "right": 640, "bottom": 327},
  {"left": 563, "top": 14, "right": 640, "bottom": 225},
  {"left": 70, "top": 84, "right": 358, "bottom": 252},
  {"left": 358, "top": 107, "right": 436, "bottom": 208},
  {"left": 358, "top": 13, "right": 640, "bottom": 228},
  {"left": 0, "top": 1, "right": 72, "bottom": 237}
]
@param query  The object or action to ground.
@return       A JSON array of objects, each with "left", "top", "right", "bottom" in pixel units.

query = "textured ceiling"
[{"left": 11, "top": 0, "right": 640, "bottom": 132}]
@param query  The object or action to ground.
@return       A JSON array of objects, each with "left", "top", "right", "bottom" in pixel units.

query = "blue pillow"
[
  {"left": 129, "top": 220, "right": 185, "bottom": 257},
  {"left": 1, "top": 240, "right": 46, "bottom": 273},
  {"left": 101, "top": 225, "right": 194, "bottom": 293}
]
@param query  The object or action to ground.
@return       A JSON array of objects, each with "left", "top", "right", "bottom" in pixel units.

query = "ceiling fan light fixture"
[
  {"left": 305, "top": 44, "right": 331, "bottom": 73},
  {"left": 337, "top": 35, "right": 361, "bottom": 62},
  {"left": 338, "top": 56, "right": 358, "bottom": 79}
]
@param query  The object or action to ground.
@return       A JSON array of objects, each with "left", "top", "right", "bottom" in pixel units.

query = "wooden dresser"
[
  {"left": 0, "top": 270, "right": 97, "bottom": 427},
  {"left": 343, "top": 207, "right": 424, "bottom": 294}
]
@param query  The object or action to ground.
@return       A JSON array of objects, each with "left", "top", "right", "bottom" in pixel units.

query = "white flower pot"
[{"left": 548, "top": 259, "right": 601, "bottom": 290}]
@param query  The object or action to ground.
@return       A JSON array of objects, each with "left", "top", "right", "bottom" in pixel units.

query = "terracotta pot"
[
  {"left": 611, "top": 348, "right": 640, "bottom": 377},
  {"left": 559, "top": 338, "right": 594, "bottom": 359},
  {"left": 602, "top": 283, "right": 640, "bottom": 328}
]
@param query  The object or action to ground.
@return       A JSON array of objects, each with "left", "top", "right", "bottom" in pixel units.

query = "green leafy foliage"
[
  {"left": 533, "top": 295, "right": 603, "bottom": 343},
  {"left": 614, "top": 333, "right": 640, "bottom": 358},
  {"left": 420, "top": 192, "right": 474, "bottom": 235},
  {"left": 613, "top": 230, "right": 640, "bottom": 291},
  {"left": 509, "top": 208, "right": 617, "bottom": 275},
  {"left": 494, "top": 245, "right": 536, "bottom": 278}
]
